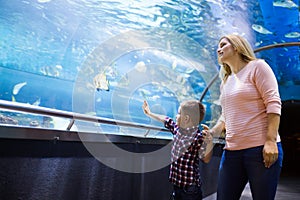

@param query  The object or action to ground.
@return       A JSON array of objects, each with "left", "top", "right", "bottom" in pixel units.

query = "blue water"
[{"left": 0, "top": 0, "right": 299, "bottom": 137}]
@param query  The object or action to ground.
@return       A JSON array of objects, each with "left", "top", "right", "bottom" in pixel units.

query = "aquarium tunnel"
[{"left": 0, "top": 0, "right": 299, "bottom": 199}]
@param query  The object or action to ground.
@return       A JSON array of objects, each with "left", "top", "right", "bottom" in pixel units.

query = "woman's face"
[{"left": 217, "top": 38, "right": 236, "bottom": 63}]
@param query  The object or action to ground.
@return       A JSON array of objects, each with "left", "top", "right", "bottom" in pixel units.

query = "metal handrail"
[
  {"left": 0, "top": 100, "right": 169, "bottom": 134},
  {"left": 254, "top": 42, "right": 300, "bottom": 53}
]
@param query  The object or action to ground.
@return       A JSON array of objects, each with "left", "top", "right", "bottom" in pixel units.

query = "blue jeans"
[
  {"left": 217, "top": 143, "right": 283, "bottom": 200},
  {"left": 172, "top": 184, "right": 203, "bottom": 200}
]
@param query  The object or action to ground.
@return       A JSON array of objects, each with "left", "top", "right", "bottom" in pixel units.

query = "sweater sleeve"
[{"left": 253, "top": 60, "right": 281, "bottom": 115}]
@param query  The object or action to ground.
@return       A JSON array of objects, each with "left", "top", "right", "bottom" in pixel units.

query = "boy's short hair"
[{"left": 181, "top": 100, "right": 205, "bottom": 125}]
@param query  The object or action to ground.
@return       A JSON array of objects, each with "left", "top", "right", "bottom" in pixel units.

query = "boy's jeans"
[{"left": 172, "top": 184, "right": 203, "bottom": 200}]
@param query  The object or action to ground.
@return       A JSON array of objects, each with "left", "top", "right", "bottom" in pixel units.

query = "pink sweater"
[{"left": 220, "top": 59, "right": 281, "bottom": 150}]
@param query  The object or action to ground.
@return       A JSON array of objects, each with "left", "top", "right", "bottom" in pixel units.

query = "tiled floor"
[{"left": 204, "top": 175, "right": 300, "bottom": 200}]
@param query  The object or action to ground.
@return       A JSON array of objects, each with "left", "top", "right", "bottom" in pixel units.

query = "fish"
[
  {"left": 13, "top": 82, "right": 27, "bottom": 95},
  {"left": 37, "top": 0, "right": 51, "bottom": 3},
  {"left": 40, "top": 65, "right": 62, "bottom": 77},
  {"left": 252, "top": 24, "right": 273, "bottom": 35},
  {"left": 93, "top": 73, "right": 110, "bottom": 91},
  {"left": 148, "top": 95, "right": 160, "bottom": 101},
  {"left": 285, "top": 32, "right": 300, "bottom": 38},
  {"left": 138, "top": 88, "right": 152, "bottom": 100},
  {"left": 32, "top": 98, "right": 41, "bottom": 106},
  {"left": 172, "top": 60, "right": 177, "bottom": 70},
  {"left": 134, "top": 61, "right": 147, "bottom": 73},
  {"left": 273, "top": 0, "right": 298, "bottom": 8}
]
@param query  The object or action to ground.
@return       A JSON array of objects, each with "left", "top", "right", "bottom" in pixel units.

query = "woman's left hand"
[{"left": 263, "top": 140, "right": 278, "bottom": 168}]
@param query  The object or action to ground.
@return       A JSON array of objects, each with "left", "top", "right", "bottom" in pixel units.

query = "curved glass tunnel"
[
  {"left": 0, "top": 0, "right": 299, "bottom": 199},
  {"left": 0, "top": 0, "right": 299, "bottom": 138}
]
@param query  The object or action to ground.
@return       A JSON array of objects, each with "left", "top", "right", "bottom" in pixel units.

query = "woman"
[{"left": 204, "top": 34, "right": 283, "bottom": 200}]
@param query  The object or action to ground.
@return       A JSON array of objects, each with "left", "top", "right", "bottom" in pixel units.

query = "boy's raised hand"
[
  {"left": 142, "top": 100, "right": 166, "bottom": 123},
  {"left": 142, "top": 100, "right": 151, "bottom": 115}
]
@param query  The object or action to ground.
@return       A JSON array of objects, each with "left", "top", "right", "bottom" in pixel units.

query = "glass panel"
[{"left": 0, "top": 0, "right": 299, "bottom": 138}]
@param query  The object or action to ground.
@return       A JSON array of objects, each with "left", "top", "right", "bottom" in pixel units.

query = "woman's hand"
[{"left": 263, "top": 140, "right": 278, "bottom": 168}]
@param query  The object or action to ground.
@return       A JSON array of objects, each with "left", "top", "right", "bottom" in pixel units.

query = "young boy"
[{"left": 142, "top": 100, "right": 213, "bottom": 200}]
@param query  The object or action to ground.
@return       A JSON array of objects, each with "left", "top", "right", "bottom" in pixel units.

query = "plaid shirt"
[{"left": 164, "top": 117, "right": 205, "bottom": 188}]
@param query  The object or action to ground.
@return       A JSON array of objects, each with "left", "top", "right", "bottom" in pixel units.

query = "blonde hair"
[
  {"left": 180, "top": 100, "right": 205, "bottom": 125},
  {"left": 218, "top": 34, "right": 256, "bottom": 82}
]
